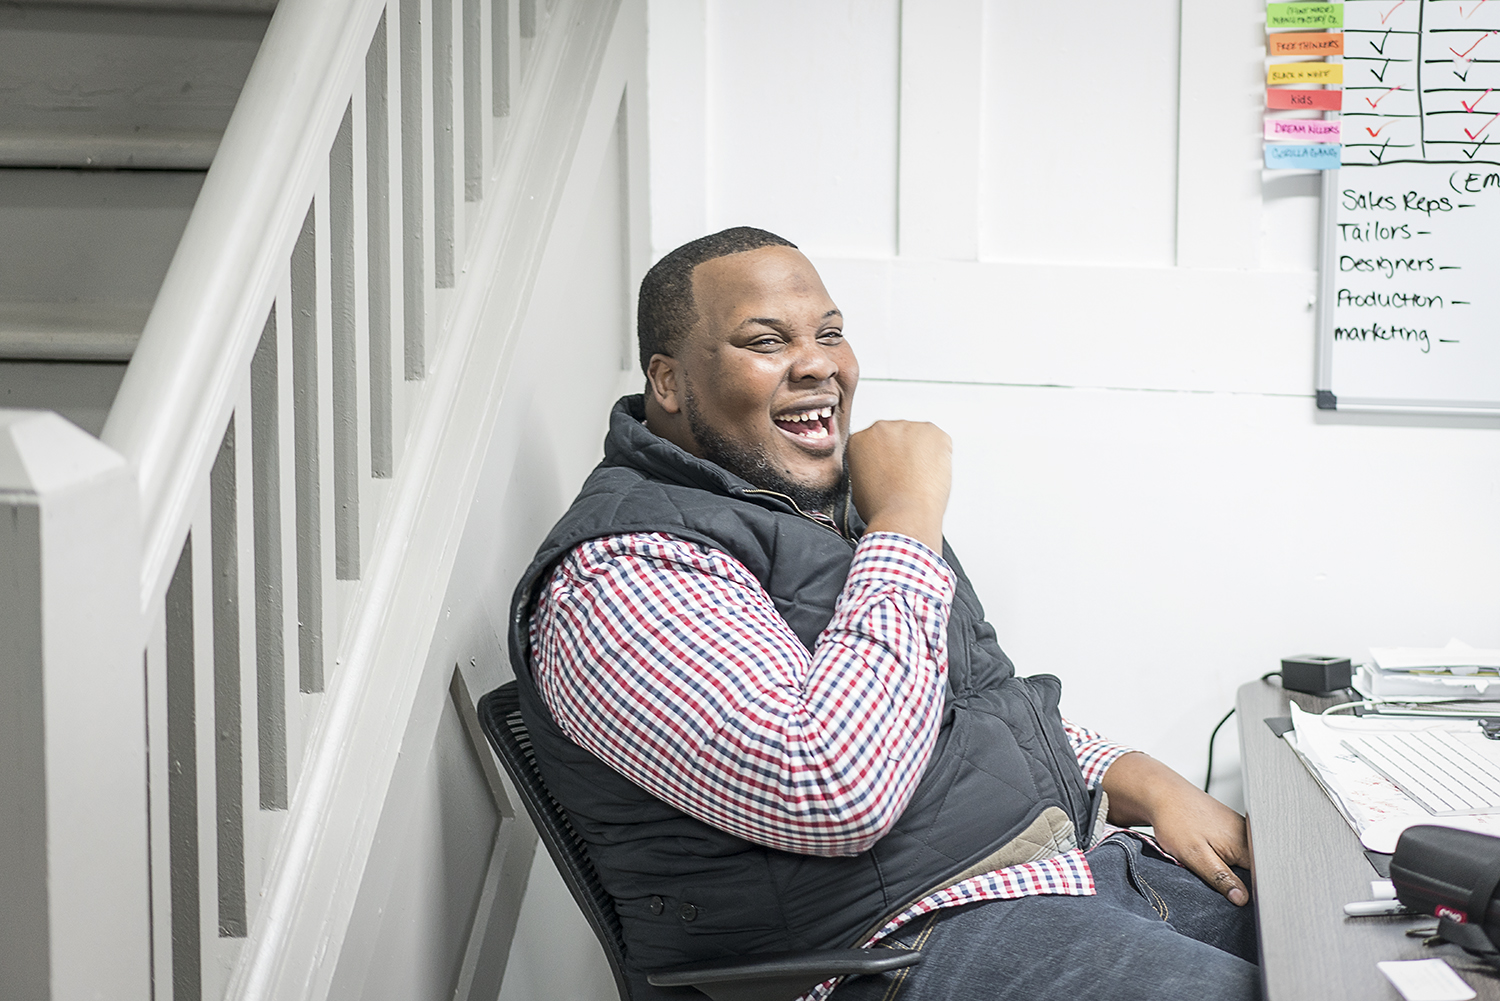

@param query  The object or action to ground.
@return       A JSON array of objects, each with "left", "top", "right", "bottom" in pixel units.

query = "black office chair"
[{"left": 477, "top": 682, "right": 922, "bottom": 1001}]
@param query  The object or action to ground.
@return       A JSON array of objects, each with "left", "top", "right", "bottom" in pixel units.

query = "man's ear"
[{"left": 646, "top": 354, "right": 683, "bottom": 415}]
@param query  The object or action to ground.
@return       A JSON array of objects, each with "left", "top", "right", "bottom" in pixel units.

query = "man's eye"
[
  {"left": 819, "top": 329, "right": 845, "bottom": 342},
  {"left": 750, "top": 337, "right": 780, "bottom": 349}
]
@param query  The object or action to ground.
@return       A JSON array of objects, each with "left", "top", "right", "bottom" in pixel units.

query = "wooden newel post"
[{"left": 0, "top": 410, "right": 151, "bottom": 1001}]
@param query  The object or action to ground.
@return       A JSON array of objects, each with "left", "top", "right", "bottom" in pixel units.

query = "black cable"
[
  {"left": 1203, "top": 707, "right": 1236, "bottom": 793},
  {"left": 1203, "top": 671, "right": 1283, "bottom": 793}
]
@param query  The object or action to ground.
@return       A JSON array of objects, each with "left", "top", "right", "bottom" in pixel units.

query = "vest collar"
[{"left": 604, "top": 394, "right": 862, "bottom": 537}]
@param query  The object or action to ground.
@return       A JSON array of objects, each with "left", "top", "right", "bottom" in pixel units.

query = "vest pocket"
[{"left": 671, "top": 879, "right": 785, "bottom": 937}]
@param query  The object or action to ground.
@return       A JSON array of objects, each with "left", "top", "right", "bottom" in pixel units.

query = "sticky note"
[
  {"left": 1269, "top": 31, "right": 1344, "bottom": 56},
  {"left": 1268, "top": 62, "right": 1343, "bottom": 85},
  {"left": 1266, "top": 118, "right": 1341, "bottom": 141},
  {"left": 1377, "top": 959, "right": 1476, "bottom": 1001},
  {"left": 1267, "top": 87, "right": 1342, "bottom": 111},
  {"left": 1267, "top": 2, "right": 1343, "bottom": 29},
  {"left": 1265, "top": 143, "right": 1342, "bottom": 169}
]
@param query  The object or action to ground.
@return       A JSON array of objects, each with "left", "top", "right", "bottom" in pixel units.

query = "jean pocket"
[
  {"left": 1106, "top": 836, "right": 1170, "bottom": 921},
  {"left": 863, "top": 914, "right": 941, "bottom": 1001}
]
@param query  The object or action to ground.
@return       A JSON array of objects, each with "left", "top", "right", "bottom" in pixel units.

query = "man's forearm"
[{"left": 1100, "top": 750, "right": 1194, "bottom": 827}]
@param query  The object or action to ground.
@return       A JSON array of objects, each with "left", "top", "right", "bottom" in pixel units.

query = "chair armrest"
[{"left": 647, "top": 947, "right": 923, "bottom": 1001}]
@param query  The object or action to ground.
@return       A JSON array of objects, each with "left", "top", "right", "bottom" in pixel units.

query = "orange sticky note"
[{"left": 1269, "top": 32, "right": 1344, "bottom": 56}]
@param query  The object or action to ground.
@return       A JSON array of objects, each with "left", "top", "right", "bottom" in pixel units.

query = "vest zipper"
[
  {"left": 741, "top": 488, "right": 856, "bottom": 544},
  {"left": 1019, "top": 683, "right": 1089, "bottom": 832}
]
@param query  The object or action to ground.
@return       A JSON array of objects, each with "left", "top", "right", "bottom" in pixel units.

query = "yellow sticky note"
[{"left": 1268, "top": 62, "right": 1343, "bottom": 85}]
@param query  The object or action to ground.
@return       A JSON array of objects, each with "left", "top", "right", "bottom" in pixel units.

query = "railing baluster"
[
  {"left": 331, "top": 104, "right": 361, "bottom": 581},
  {"left": 492, "top": 0, "right": 509, "bottom": 117},
  {"left": 400, "top": 0, "right": 426, "bottom": 378},
  {"left": 464, "top": 0, "right": 483, "bottom": 201},
  {"left": 210, "top": 419, "right": 247, "bottom": 939},
  {"left": 165, "top": 538, "right": 202, "bottom": 1001},
  {"left": 366, "top": 12, "right": 394, "bottom": 479},
  {"left": 251, "top": 312, "right": 289, "bottom": 810},
  {"left": 434, "top": 0, "right": 456, "bottom": 288},
  {"left": 230, "top": 372, "right": 264, "bottom": 941},
  {"left": 290, "top": 206, "right": 323, "bottom": 693}
]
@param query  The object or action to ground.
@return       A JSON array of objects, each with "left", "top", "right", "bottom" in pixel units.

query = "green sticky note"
[{"left": 1266, "top": 2, "right": 1343, "bottom": 29}]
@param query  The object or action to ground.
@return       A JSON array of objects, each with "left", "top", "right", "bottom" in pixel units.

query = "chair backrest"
[{"left": 477, "top": 681, "right": 635, "bottom": 1001}]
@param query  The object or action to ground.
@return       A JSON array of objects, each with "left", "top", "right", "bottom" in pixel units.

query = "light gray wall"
[{"left": 647, "top": 0, "right": 1500, "bottom": 808}]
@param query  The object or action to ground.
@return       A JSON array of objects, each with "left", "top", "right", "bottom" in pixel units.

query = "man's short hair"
[{"left": 636, "top": 227, "right": 798, "bottom": 374}]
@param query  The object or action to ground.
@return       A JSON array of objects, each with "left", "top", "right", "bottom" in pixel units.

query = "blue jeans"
[{"left": 831, "top": 834, "right": 1260, "bottom": 1001}]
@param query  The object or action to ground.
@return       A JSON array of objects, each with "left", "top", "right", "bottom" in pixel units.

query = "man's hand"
[
  {"left": 1100, "top": 751, "right": 1252, "bottom": 906},
  {"left": 847, "top": 421, "right": 952, "bottom": 552}
]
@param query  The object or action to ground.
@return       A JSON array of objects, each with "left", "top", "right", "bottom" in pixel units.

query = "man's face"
[{"left": 663, "top": 246, "right": 858, "bottom": 511}]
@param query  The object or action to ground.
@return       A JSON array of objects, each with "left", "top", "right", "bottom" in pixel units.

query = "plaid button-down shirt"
[{"left": 530, "top": 530, "right": 1133, "bottom": 992}]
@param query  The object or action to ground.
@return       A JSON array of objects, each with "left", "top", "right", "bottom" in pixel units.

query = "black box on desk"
[{"left": 1281, "top": 655, "right": 1353, "bottom": 695}]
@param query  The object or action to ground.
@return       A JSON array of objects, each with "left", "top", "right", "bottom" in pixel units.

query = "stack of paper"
[
  {"left": 1287, "top": 704, "right": 1500, "bottom": 853},
  {"left": 1355, "top": 639, "right": 1500, "bottom": 700}
]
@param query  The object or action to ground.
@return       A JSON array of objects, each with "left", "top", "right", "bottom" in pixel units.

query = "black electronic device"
[
  {"left": 1280, "top": 654, "right": 1352, "bottom": 695},
  {"left": 1391, "top": 825, "right": 1500, "bottom": 967}
]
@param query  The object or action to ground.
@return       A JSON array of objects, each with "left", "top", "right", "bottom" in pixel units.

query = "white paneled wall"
[
  {"left": 647, "top": 0, "right": 1500, "bottom": 808},
  {"left": 982, "top": 0, "right": 1180, "bottom": 265}
]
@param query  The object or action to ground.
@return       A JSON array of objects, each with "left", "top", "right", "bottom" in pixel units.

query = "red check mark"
[
  {"left": 1366, "top": 87, "right": 1401, "bottom": 108},
  {"left": 1366, "top": 121, "right": 1394, "bottom": 136},
  {"left": 1381, "top": 0, "right": 1407, "bottom": 22},
  {"left": 1450, "top": 32, "right": 1497, "bottom": 60},
  {"left": 1462, "top": 0, "right": 1491, "bottom": 17},
  {"left": 1462, "top": 88, "right": 1494, "bottom": 112},
  {"left": 1464, "top": 112, "right": 1500, "bottom": 140}
]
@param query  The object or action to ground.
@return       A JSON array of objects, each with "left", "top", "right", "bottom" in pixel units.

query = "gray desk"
[{"left": 1237, "top": 679, "right": 1500, "bottom": 999}]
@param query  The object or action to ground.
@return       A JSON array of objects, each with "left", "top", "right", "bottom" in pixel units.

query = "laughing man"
[{"left": 507, "top": 228, "right": 1260, "bottom": 1001}]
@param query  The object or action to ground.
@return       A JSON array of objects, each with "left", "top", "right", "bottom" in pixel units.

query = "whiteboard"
[{"left": 1317, "top": 0, "right": 1500, "bottom": 414}]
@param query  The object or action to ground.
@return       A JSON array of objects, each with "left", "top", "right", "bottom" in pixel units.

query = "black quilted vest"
[{"left": 508, "top": 395, "right": 1093, "bottom": 982}]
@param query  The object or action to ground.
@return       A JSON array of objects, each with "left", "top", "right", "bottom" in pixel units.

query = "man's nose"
[{"left": 788, "top": 339, "right": 838, "bottom": 382}]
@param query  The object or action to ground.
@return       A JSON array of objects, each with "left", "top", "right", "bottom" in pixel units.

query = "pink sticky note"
[{"left": 1265, "top": 118, "right": 1341, "bottom": 142}]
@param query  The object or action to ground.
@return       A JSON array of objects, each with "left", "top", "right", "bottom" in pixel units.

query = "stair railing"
[{"left": 70, "top": 0, "right": 625, "bottom": 998}]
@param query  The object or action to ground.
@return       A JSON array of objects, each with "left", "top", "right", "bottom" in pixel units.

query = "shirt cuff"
[
  {"left": 847, "top": 531, "right": 956, "bottom": 606},
  {"left": 1077, "top": 740, "right": 1135, "bottom": 790}
]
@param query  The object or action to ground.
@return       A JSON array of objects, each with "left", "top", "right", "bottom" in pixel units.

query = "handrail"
[{"left": 101, "top": 0, "right": 384, "bottom": 609}]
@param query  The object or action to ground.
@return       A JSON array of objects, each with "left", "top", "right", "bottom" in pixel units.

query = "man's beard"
[{"left": 684, "top": 387, "right": 848, "bottom": 517}]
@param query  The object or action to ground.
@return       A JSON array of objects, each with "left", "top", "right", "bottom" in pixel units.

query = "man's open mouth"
[{"left": 772, "top": 405, "right": 836, "bottom": 442}]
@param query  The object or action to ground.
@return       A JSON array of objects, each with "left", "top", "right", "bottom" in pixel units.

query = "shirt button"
[
  {"left": 678, "top": 902, "right": 698, "bottom": 922},
  {"left": 648, "top": 896, "right": 664, "bottom": 916}
]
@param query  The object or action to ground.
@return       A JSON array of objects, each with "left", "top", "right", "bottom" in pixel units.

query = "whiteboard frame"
[{"left": 1316, "top": 169, "right": 1500, "bottom": 417}]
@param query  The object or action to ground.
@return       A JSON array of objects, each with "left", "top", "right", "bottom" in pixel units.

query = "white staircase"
[{"left": 0, "top": 0, "right": 648, "bottom": 998}]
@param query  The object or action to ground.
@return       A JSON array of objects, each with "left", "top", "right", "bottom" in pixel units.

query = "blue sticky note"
[{"left": 1265, "top": 143, "right": 1342, "bottom": 170}]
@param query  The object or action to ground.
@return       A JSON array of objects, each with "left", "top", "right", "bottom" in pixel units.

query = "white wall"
[{"left": 648, "top": 0, "right": 1500, "bottom": 807}]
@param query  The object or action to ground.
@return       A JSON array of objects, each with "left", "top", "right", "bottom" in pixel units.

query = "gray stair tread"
[
  {"left": 0, "top": 128, "right": 220, "bottom": 170},
  {"left": 29, "top": 1, "right": 277, "bottom": 10},
  {"left": 0, "top": 303, "right": 148, "bottom": 361},
  {"left": 0, "top": 4, "right": 268, "bottom": 169},
  {"left": 0, "top": 168, "right": 204, "bottom": 309},
  {"left": 0, "top": 361, "right": 129, "bottom": 438}
]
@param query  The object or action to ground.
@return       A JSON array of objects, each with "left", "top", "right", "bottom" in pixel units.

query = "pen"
[{"left": 1344, "top": 899, "right": 1416, "bottom": 917}]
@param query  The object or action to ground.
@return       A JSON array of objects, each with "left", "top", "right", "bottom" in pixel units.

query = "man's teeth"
[
  {"left": 777, "top": 407, "right": 833, "bottom": 440},
  {"left": 782, "top": 406, "right": 834, "bottom": 423}
]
